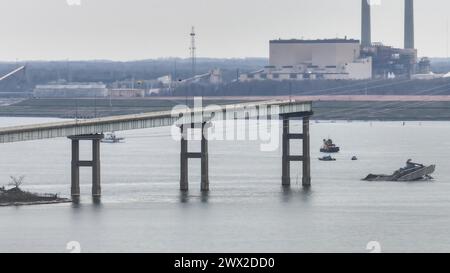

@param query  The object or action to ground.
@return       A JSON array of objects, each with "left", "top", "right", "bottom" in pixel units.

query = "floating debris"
[{"left": 363, "top": 160, "right": 435, "bottom": 182}]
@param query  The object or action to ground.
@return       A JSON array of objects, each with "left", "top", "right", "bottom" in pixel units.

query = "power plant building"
[
  {"left": 240, "top": 39, "right": 372, "bottom": 81},
  {"left": 241, "top": 0, "right": 424, "bottom": 82},
  {"left": 360, "top": 0, "right": 419, "bottom": 78}
]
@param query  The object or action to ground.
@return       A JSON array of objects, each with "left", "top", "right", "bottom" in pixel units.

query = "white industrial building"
[
  {"left": 240, "top": 39, "right": 372, "bottom": 81},
  {"left": 34, "top": 82, "right": 108, "bottom": 98},
  {"left": 109, "top": 88, "right": 145, "bottom": 98}
]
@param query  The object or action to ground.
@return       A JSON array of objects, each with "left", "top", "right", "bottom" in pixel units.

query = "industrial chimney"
[
  {"left": 361, "top": 0, "right": 371, "bottom": 47},
  {"left": 404, "top": 0, "right": 415, "bottom": 49}
]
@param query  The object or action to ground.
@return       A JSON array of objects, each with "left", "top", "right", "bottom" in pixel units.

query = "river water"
[{"left": 1, "top": 117, "right": 450, "bottom": 253}]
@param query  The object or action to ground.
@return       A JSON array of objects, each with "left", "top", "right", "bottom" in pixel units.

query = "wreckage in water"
[{"left": 363, "top": 161, "right": 436, "bottom": 182}]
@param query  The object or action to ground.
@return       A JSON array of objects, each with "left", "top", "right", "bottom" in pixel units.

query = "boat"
[
  {"left": 320, "top": 138, "right": 340, "bottom": 153},
  {"left": 363, "top": 160, "right": 435, "bottom": 182},
  {"left": 319, "top": 155, "right": 336, "bottom": 161},
  {"left": 101, "top": 132, "right": 125, "bottom": 143},
  {"left": 351, "top": 156, "right": 358, "bottom": 161}
]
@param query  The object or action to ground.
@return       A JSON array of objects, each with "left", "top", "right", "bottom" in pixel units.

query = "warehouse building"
[
  {"left": 34, "top": 82, "right": 108, "bottom": 98},
  {"left": 109, "top": 88, "right": 145, "bottom": 98}
]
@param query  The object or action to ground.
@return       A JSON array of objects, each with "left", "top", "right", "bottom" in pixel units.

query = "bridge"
[{"left": 0, "top": 99, "right": 313, "bottom": 201}]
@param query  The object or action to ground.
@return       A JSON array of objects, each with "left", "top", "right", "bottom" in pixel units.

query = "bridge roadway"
[
  {"left": 0, "top": 100, "right": 311, "bottom": 143},
  {"left": 0, "top": 100, "right": 313, "bottom": 200}
]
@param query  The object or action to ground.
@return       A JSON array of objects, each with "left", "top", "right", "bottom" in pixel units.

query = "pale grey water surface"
[{"left": 1, "top": 117, "right": 450, "bottom": 253}]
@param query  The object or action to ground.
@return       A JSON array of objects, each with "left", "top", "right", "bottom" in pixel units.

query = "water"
[{"left": 1, "top": 117, "right": 450, "bottom": 253}]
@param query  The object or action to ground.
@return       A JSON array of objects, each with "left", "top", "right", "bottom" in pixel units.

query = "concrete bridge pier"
[
  {"left": 302, "top": 116, "right": 311, "bottom": 187},
  {"left": 180, "top": 125, "right": 189, "bottom": 191},
  {"left": 71, "top": 139, "right": 80, "bottom": 198},
  {"left": 179, "top": 122, "right": 210, "bottom": 192},
  {"left": 281, "top": 116, "right": 311, "bottom": 188},
  {"left": 200, "top": 125, "right": 210, "bottom": 191},
  {"left": 68, "top": 134, "right": 104, "bottom": 199}
]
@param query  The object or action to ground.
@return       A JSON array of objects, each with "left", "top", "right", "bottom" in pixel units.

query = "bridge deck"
[{"left": 0, "top": 100, "right": 312, "bottom": 143}]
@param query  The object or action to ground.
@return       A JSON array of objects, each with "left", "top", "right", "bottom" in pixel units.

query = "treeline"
[
  {"left": 0, "top": 58, "right": 267, "bottom": 92},
  {"left": 2, "top": 58, "right": 450, "bottom": 97}
]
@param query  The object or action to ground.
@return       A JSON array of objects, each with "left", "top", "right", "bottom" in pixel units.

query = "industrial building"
[
  {"left": 240, "top": 39, "right": 372, "bottom": 81},
  {"left": 241, "top": 0, "right": 426, "bottom": 82},
  {"left": 34, "top": 82, "right": 108, "bottom": 98},
  {"left": 109, "top": 89, "right": 145, "bottom": 98}
]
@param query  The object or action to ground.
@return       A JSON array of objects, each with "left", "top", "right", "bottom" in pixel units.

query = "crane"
[{"left": 0, "top": 66, "right": 26, "bottom": 82}]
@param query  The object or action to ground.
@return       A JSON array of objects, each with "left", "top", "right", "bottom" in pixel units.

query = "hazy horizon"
[
  {"left": 1, "top": 0, "right": 450, "bottom": 61},
  {"left": 0, "top": 57, "right": 269, "bottom": 64}
]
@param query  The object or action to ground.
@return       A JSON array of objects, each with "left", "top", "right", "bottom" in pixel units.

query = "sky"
[{"left": 0, "top": 0, "right": 449, "bottom": 61}]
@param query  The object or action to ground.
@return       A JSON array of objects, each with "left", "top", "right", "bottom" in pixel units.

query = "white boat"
[{"left": 101, "top": 132, "right": 125, "bottom": 143}]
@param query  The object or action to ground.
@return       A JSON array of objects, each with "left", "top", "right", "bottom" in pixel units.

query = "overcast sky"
[{"left": 0, "top": 0, "right": 449, "bottom": 61}]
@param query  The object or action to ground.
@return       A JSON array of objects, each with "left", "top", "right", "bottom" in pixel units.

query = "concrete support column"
[
  {"left": 92, "top": 139, "right": 101, "bottom": 197},
  {"left": 180, "top": 125, "right": 189, "bottom": 191},
  {"left": 302, "top": 117, "right": 311, "bottom": 187},
  {"left": 179, "top": 122, "right": 210, "bottom": 192},
  {"left": 281, "top": 115, "right": 312, "bottom": 188},
  {"left": 281, "top": 119, "right": 290, "bottom": 186},
  {"left": 201, "top": 123, "right": 209, "bottom": 192},
  {"left": 68, "top": 134, "right": 104, "bottom": 200},
  {"left": 71, "top": 139, "right": 80, "bottom": 197}
]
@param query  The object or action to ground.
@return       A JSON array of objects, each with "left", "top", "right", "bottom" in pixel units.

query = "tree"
[{"left": 8, "top": 175, "right": 25, "bottom": 189}]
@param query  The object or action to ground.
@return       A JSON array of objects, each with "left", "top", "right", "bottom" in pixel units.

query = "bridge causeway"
[{"left": 0, "top": 100, "right": 313, "bottom": 200}]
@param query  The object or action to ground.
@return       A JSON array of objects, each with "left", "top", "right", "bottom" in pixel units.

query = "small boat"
[
  {"left": 363, "top": 160, "right": 435, "bottom": 182},
  {"left": 319, "top": 155, "right": 336, "bottom": 161},
  {"left": 101, "top": 132, "right": 125, "bottom": 143},
  {"left": 351, "top": 156, "right": 358, "bottom": 161},
  {"left": 320, "top": 138, "right": 340, "bottom": 153}
]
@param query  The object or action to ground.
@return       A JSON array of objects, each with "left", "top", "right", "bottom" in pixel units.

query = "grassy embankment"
[{"left": 1, "top": 98, "right": 450, "bottom": 120}]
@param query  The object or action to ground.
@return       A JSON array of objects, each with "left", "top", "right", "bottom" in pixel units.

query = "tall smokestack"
[
  {"left": 404, "top": 0, "right": 415, "bottom": 49},
  {"left": 361, "top": 0, "right": 371, "bottom": 47}
]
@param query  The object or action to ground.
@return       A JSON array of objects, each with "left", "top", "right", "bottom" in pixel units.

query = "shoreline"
[
  {"left": 0, "top": 199, "right": 72, "bottom": 207},
  {"left": 0, "top": 186, "right": 72, "bottom": 207}
]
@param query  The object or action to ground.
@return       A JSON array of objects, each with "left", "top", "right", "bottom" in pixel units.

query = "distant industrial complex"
[
  {"left": 1, "top": 0, "right": 449, "bottom": 99},
  {"left": 240, "top": 0, "right": 435, "bottom": 82},
  {"left": 31, "top": 68, "right": 222, "bottom": 98}
]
